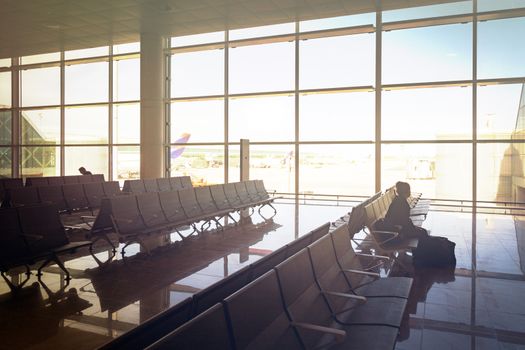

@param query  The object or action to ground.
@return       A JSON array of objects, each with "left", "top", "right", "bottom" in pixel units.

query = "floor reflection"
[{"left": 1, "top": 202, "right": 525, "bottom": 349}]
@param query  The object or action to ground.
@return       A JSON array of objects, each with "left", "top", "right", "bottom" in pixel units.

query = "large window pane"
[
  {"left": 229, "top": 145, "right": 294, "bottom": 193},
  {"left": 21, "top": 67, "right": 60, "bottom": 107},
  {"left": 300, "top": 13, "right": 375, "bottom": 32},
  {"left": 478, "top": 0, "right": 525, "bottom": 12},
  {"left": 0, "top": 111, "right": 10, "bottom": 145},
  {"left": 65, "top": 105, "right": 108, "bottom": 144},
  {"left": 21, "top": 146, "right": 60, "bottom": 177},
  {"left": 300, "top": 34, "right": 374, "bottom": 89},
  {"left": 170, "top": 146, "right": 224, "bottom": 186},
  {"left": 114, "top": 146, "right": 140, "bottom": 184},
  {"left": 65, "top": 61, "right": 109, "bottom": 104},
  {"left": 0, "top": 59, "right": 11, "bottom": 68},
  {"left": 114, "top": 57, "right": 140, "bottom": 101},
  {"left": 113, "top": 103, "right": 140, "bottom": 144},
  {"left": 383, "top": 1, "right": 472, "bottom": 22},
  {"left": 478, "top": 17, "right": 525, "bottom": 79},
  {"left": 300, "top": 91, "right": 374, "bottom": 141},
  {"left": 383, "top": 24, "right": 472, "bottom": 84},
  {"left": 478, "top": 143, "right": 525, "bottom": 203},
  {"left": 171, "top": 49, "right": 224, "bottom": 97},
  {"left": 229, "top": 42, "right": 294, "bottom": 93},
  {"left": 113, "top": 42, "right": 140, "bottom": 54},
  {"left": 171, "top": 31, "right": 224, "bottom": 47},
  {"left": 0, "top": 72, "right": 11, "bottom": 108},
  {"left": 171, "top": 99, "right": 223, "bottom": 143},
  {"left": 382, "top": 86, "right": 472, "bottom": 140},
  {"left": 229, "top": 23, "right": 294, "bottom": 40},
  {"left": 382, "top": 144, "right": 472, "bottom": 200},
  {"left": 21, "top": 108, "right": 60, "bottom": 145},
  {"left": 65, "top": 146, "right": 108, "bottom": 178},
  {"left": 229, "top": 95, "right": 294, "bottom": 142},
  {"left": 478, "top": 84, "right": 524, "bottom": 140},
  {"left": 65, "top": 46, "right": 109, "bottom": 60},
  {"left": 300, "top": 144, "right": 374, "bottom": 196},
  {"left": 0, "top": 147, "right": 11, "bottom": 176},
  {"left": 21, "top": 52, "right": 60, "bottom": 65}
]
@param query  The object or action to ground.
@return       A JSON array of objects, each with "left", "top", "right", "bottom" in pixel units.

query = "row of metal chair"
[
  {"left": 0, "top": 204, "right": 92, "bottom": 291},
  {"left": 122, "top": 176, "right": 192, "bottom": 193},
  {"left": 2, "top": 181, "right": 121, "bottom": 213},
  {"left": 25, "top": 174, "right": 105, "bottom": 187},
  {"left": 146, "top": 224, "right": 412, "bottom": 349},
  {"left": 89, "top": 180, "right": 280, "bottom": 256},
  {"left": 98, "top": 222, "right": 331, "bottom": 350}
]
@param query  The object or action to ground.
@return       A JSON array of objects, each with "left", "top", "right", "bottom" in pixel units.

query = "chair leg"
[
  {"left": 1, "top": 270, "right": 31, "bottom": 292},
  {"left": 38, "top": 254, "right": 71, "bottom": 281}
]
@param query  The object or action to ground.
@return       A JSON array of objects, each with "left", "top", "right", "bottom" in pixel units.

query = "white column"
[{"left": 140, "top": 31, "right": 165, "bottom": 179}]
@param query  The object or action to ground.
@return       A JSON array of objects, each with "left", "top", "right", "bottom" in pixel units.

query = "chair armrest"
[
  {"left": 355, "top": 253, "right": 390, "bottom": 260},
  {"left": 343, "top": 269, "right": 380, "bottom": 278},
  {"left": 322, "top": 290, "right": 367, "bottom": 302},
  {"left": 291, "top": 322, "right": 346, "bottom": 344},
  {"left": 372, "top": 230, "right": 400, "bottom": 245},
  {"left": 21, "top": 233, "right": 43, "bottom": 240}
]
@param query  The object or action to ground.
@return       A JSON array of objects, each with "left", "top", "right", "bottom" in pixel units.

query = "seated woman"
[{"left": 384, "top": 181, "right": 428, "bottom": 239}]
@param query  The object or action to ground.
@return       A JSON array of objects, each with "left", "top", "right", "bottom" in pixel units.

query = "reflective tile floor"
[{"left": 1, "top": 202, "right": 525, "bottom": 350}]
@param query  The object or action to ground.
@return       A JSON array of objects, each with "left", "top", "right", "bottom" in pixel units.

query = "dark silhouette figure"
[
  {"left": 78, "top": 166, "right": 92, "bottom": 175},
  {"left": 384, "top": 181, "right": 428, "bottom": 239}
]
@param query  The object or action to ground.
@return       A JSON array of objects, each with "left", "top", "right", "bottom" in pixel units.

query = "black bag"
[{"left": 413, "top": 236, "right": 456, "bottom": 268}]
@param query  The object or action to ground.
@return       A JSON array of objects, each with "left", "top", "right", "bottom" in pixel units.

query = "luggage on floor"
[{"left": 413, "top": 235, "right": 456, "bottom": 268}]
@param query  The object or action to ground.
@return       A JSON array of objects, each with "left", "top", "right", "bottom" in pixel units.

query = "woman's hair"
[{"left": 396, "top": 181, "right": 410, "bottom": 197}]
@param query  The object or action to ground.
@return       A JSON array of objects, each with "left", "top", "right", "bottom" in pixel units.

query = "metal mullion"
[
  {"left": 165, "top": 38, "right": 172, "bottom": 178},
  {"left": 60, "top": 52, "right": 65, "bottom": 176},
  {"left": 224, "top": 30, "right": 229, "bottom": 184},
  {"left": 375, "top": 3, "right": 382, "bottom": 193},
  {"left": 471, "top": 0, "right": 478, "bottom": 335},
  {"left": 108, "top": 46, "right": 113, "bottom": 181},
  {"left": 12, "top": 57, "right": 20, "bottom": 178},
  {"left": 295, "top": 21, "right": 300, "bottom": 199}
]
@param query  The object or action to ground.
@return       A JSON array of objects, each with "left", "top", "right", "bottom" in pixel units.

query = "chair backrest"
[
  {"left": 7, "top": 187, "right": 40, "bottom": 207},
  {"left": 63, "top": 183, "right": 89, "bottom": 211},
  {"left": 347, "top": 204, "right": 366, "bottom": 236},
  {"left": 103, "top": 181, "right": 121, "bottom": 196},
  {"left": 37, "top": 185, "right": 68, "bottom": 212},
  {"left": 224, "top": 270, "right": 302, "bottom": 350},
  {"left": 169, "top": 177, "right": 183, "bottom": 191},
  {"left": 64, "top": 175, "right": 80, "bottom": 184},
  {"left": 109, "top": 195, "right": 146, "bottom": 235},
  {"left": 25, "top": 177, "right": 49, "bottom": 187},
  {"left": 234, "top": 182, "right": 251, "bottom": 204},
  {"left": 250, "top": 245, "right": 288, "bottom": 281},
  {"left": 92, "top": 174, "right": 105, "bottom": 182},
  {"left": 192, "top": 267, "right": 253, "bottom": 316},
  {"left": 223, "top": 183, "right": 242, "bottom": 207},
  {"left": 274, "top": 249, "right": 333, "bottom": 348},
  {"left": 78, "top": 175, "right": 93, "bottom": 183},
  {"left": 178, "top": 188, "right": 202, "bottom": 218},
  {"left": 0, "top": 208, "right": 32, "bottom": 267},
  {"left": 254, "top": 180, "right": 270, "bottom": 199},
  {"left": 47, "top": 176, "right": 65, "bottom": 186},
  {"left": 310, "top": 222, "right": 330, "bottom": 243},
  {"left": 90, "top": 198, "right": 115, "bottom": 234},
  {"left": 123, "top": 179, "right": 146, "bottom": 193},
  {"left": 144, "top": 179, "right": 159, "bottom": 193},
  {"left": 136, "top": 192, "right": 168, "bottom": 228},
  {"left": 156, "top": 178, "right": 171, "bottom": 192},
  {"left": 179, "top": 176, "right": 193, "bottom": 189},
  {"left": 147, "top": 303, "right": 233, "bottom": 350},
  {"left": 2, "top": 178, "right": 24, "bottom": 189},
  {"left": 17, "top": 204, "right": 69, "bottom": 254},
  {"left": 194, "top": 186, "right": 218, "bottom": 214},
  {"left": 308, "top": 234, "right": 353, "bottom": 314},
  {"left": 286, "top": 233, "right": 313, "bottom": 258},
  {"left": 83, "top": 182, "right": 105, "bottom": 209},
  {"left": 99, "top": 298, "right": 194, "bottom": 350},
  {"left": 364, "top": 202, "right": 376, "bottom": 228},
  {"left": 245, "top": 180, "right": 261, "bottom": 200},
  {"left": 158, "top": 191, "right": 187, "bottom": 224},
  {"left": 209, "top": 185, "right": 231, "bottom": 211}
]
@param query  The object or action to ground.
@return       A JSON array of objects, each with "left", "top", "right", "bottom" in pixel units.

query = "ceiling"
[{"left": 0, "top": 0, "right": 458, "bottom": 59}]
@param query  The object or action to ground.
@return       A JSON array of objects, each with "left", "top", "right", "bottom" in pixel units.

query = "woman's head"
[{"left": 396, "top": 181, "right": 411, "bottom": 198}]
